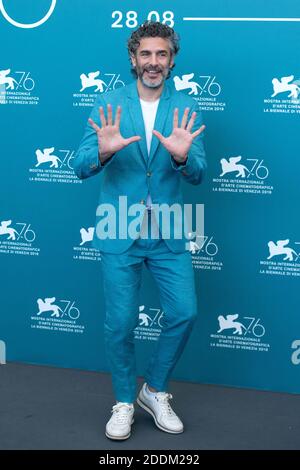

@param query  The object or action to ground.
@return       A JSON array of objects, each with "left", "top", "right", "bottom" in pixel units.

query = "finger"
[
  {"left": 88, "top": 118, "right": 101, "bottom": 133},
  {"left": 99, "top": 106, "right": 106, "bottom": 127},
  {"left": 186, "top": 111, "right": 197, "bottom": 132},
  {"left": 114, "top": 105, "right": 121, "bottom": 127},
  {"left": 152, "top": 130, "right": 165, "bottom": 143},
  {"left": 180, "top": 107, "right": 190, "bottom": 128},
  {"left": 123, "top": 135, "right": 141, "bottom": 146},
  {"left": 191, "top": 124, "right": 206, "bottom": 139},
  {"left": 173, "top": 108, "right": 179, "bottom": 128},
  {"left": 107, "top": 103, "right": 113, "bottom": 126}
]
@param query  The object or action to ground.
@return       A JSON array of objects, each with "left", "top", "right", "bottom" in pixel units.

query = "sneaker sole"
[
  {"left": 136, "top": 396, "right": 184, "bottom": 434},
  {"left": 105, "top": 418, "right": 134, "bottom": 440}
]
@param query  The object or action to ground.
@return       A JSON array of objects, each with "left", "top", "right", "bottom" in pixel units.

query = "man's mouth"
[{"left": 145, "top": 70, "right": 161, "bottom": 78}]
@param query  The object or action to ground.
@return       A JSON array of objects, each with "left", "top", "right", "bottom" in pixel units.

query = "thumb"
[
  {"left": 123, "top": 135, "right": 141, "bottom": 146},
  {"left": 152, "top": 130, "right": 164, "bottom": 142}
]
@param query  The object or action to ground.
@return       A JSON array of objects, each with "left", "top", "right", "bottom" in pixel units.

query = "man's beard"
[{"left": 135, "top": 64, "right": 169, "bottom": 89}]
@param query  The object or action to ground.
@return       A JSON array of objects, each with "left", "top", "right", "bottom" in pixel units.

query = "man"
[{"left": 74, "top": 21, "right": 206, "bottom": 440}]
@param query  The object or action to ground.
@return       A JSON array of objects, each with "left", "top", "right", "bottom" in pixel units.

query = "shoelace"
[
  {"left": 111, "top": 403, "right": 133, "bottom": 424},
  {"left": 154, "top": 392, "right": 176, "bottom": 417}
]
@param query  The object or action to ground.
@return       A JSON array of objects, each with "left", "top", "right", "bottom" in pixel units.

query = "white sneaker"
[
  {"left": 105, "top": 402, "right": 135, "bottom": 440},
  {"left": 137, "top": 383, "right": 184, "bottom": 434}
]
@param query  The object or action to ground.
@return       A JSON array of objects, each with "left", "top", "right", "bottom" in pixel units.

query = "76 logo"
[
  {"left": 189, "top": 236, "right": 218, "bottom": 256},
  {"left": 9, "top": 71, "right": 35, "bottom": 91},
  {"left": 0, "top": 220, "right": 36, "bottom": 242}
]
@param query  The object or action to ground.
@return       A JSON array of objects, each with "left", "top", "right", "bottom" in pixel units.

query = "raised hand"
[
  {"left": 88, "top": 104, "right": 141, "bottom": 164},
  {"left": 152, "top": 107, "right": 205, "bottom": 164}
]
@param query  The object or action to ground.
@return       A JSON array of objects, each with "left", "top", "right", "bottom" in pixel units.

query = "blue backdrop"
[{"left": 1, "top": 0, "right": 300, "bottom": 394}]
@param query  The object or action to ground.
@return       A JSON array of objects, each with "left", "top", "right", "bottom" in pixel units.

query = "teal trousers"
[{"left": 100, "top": 209, "right": 198, "bottom": 403}]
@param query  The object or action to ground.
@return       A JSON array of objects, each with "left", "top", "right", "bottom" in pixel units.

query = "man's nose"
[{"left": 150, "top": 54, "right": 159, "bottom": 66}]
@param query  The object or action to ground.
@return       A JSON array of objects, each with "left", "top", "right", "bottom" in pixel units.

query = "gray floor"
[{"left": 1, "top": 362, "right": 300, "bottom": 450}]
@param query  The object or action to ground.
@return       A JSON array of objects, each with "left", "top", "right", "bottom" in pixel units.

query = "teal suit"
[
  {"left": 74, "top": 80, "right": 206, "bottom": 403},
  {"left": 73, "top": 80, "right": 206, "bottom": 253}
]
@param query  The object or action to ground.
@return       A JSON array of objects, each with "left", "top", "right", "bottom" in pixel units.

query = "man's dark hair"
[{"left": 127, "top": 21, "right": 180, "bottom": 78}]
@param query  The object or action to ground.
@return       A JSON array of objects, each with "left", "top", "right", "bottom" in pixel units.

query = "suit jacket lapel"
[
  {"left": 127, "top": 81, "right": 147, "bottom": 166},
  {"left": 126, "top": 80, "right": 171, "bottom": 167},
  {"left": 148, "top": 83, "right": 171, "bottom": 167}
]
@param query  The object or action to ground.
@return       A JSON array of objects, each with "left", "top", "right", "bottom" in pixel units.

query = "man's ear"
[
  {"left": 170, "top": 53, "right": 175, "bottom": 69},
  {"left": 130, "top": 54, "right": 136, "bottom": 67}
]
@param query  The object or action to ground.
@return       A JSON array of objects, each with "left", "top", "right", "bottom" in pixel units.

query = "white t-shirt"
[{"left": 140, "top": 98, "right": 160, "bottom": 209}]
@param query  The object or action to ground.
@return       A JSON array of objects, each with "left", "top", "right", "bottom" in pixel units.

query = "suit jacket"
[{"left": 73, "top": 79, "right": 207, "bottom": 253}]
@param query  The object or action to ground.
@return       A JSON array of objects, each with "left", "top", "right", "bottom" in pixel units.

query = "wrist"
[
  {"left": 172, "top": 153, "right": 188, "bottom": 164},
  {"left": 99, "top": 151, "right": 113, "bottom": 164}
]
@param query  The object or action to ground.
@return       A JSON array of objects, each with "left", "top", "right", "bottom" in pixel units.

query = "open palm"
[
  {"left": 153, "top": 107, "right": 205, "bottom": 163},
  {"left": 88, "top": 104, "right": 141, "bottom": 163}
]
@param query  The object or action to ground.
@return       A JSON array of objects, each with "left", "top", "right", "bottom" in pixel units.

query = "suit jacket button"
[
  {"left": 146, "top": 171, "right": 152, "bottom": 177},
  {"left": 140, "top": 200, "right": 145, "bottom": 204}
]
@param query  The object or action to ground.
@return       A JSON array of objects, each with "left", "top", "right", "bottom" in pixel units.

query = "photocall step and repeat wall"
[{"left": 0, "top": 0, "right": 300, "bottom": 394}]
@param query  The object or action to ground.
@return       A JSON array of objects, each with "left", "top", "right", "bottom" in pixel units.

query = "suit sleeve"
[
  {"left": 73, "top": 95, "right": 116, "bottom": 180},
  {"left": 170, "top": 103, "right": 207, "bottom": 185}
]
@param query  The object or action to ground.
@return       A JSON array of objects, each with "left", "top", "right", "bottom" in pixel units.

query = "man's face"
[{"left": 131, "top": 37, "right": 174, "bottom": 89}]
